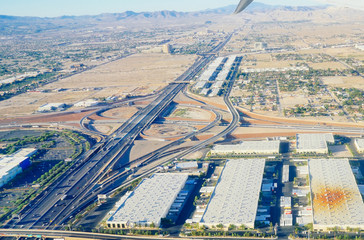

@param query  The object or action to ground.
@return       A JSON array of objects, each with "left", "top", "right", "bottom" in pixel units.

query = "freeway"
[
  {"left": 44, "top": 53, "right": 239, "bottom": 232},
  {"left": 0, "top": 229, "right": 273, "bottom": 240},
  {"left": 7, "top": 33, "right": 234, "bottom": 230},
  {"left": 241, "top": 123, "right": 364, "bottom": 134},
  {"left": 51, "top": 55, "right": 243, "bottom": 234}
]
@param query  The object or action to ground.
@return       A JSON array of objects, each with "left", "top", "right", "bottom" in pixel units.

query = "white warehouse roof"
[
  {"left": 354, "top": 138, "right": 364, "bottom": 152},
  {"left": 308, "top": 159, "right": 364, "bottom": 230},
  {"left": 107, "top": 173, "right": 188, "bottom": 228},
  {"left": 211, "top": 140, "right": 280, "bottom": 155},
  {"left": 0, "top": 148, "right": 37, "bottom": 188},
  {"left": 200, "top": 159, "right": 265, "bottom": 228},
  {"left": 296, "top": 133, "right": 334, "bottom": 154}
]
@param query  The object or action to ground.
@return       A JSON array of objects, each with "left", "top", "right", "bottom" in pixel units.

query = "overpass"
[{"left": 7, "top": 33, "right": 234, "bottom": 230}]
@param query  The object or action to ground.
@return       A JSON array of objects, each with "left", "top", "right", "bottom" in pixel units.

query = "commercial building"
[
  {"left": 38, "top": 103, "right": 66, "bottom": 112},
  {"left": 296, "top": 133, "right": 334, "bottom": 154},
  {"left": 200, "top": 159, "right": 265, "bottom": 229},
  {"left": 107, "top": 173, "right": 188, "bottom": 229},
  {"left": 74, "top": 99, "right": 99, "bottom": 108},
  {"left": 308, "top": 159, "right": 364, "bottom": 231},
  {"left": 280, "top": 197, "right": 292, "bottom": 226},
  {"left": 210, "top": 140, "right": 280, "bottom": 156},
  {"left": 354, "top": 138, "right": 364, "bottom": 153},
  {"left": 282, "top": 165, "right": 289, "bottom": 183},
  {"left": 175, "top": 162, "right": 198, "bottom": 170},
  {"left": 0, "top": 148, "right": 37, "bottom": 188}
]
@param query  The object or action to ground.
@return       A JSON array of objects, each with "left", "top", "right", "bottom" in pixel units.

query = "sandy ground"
[
  {"left": 169, "top": 106, "right": 213, "bottom": 121},
  {"left": 91, "top": 123, "right": 122, "bottom": 135},
  {"left": 322, "top": 76, "right": 364, "bottom": 90},
  {"left": 0, "top": 53, "right": 196, "bottom": 118},
  {"left": 308, "top": 62, "right": 348, "bottom": 70},
  {"left": 280, "top": 93, "right": 309, "bottom": 108},
  {"left": 102, "top": 106, "right": 140, "bottom": 119},
  {"left": 142, "top": 124, "right": 195, "bottom": 139},
  {"left": 238, "top": 107, "right": 364, "bottom": 128}
]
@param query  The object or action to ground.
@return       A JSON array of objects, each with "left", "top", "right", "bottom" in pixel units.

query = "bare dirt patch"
[
  {"left": 280, "top": 93, "right": 309, "bottom": 108},
  {"left": 0, "top": 53, "right": 196, "bottom": 118},
  {"left": 308, "top": 62, "right": 347, "bottom": 70},
  {"left": 143, "top": 124, "right": 195, "bottom": 138},
  {"left": 322, "top": 76, "right": 364, "bottom": 90},
  {"left": 102, "top": 106, "right": 140, "bottom": 119},
  {"left": 169, "top": 106, "right": 212, "bottom": 121}
]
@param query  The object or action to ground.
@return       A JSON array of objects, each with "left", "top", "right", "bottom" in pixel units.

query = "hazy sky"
[
  {"left": 3, "top": 0, "right": 359, "bottom": 18},
  {"left": 0, "top": 0, "right": 324, "bottom": 17}
]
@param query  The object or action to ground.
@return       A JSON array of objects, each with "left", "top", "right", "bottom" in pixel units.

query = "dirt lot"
[
  {"left": 308, "top": 61, "right": 348, "bottom": 70},
  {"left": 322, "top": 76, "right": 364, "bottom": 90},
  {"left": 102, "top": 106, "right": 140, "bottom": 119},
  {"left": 169, "top": 106, "right": 213, "bottom": 121},
  {"left": 143, "top": 124, "right": 195, "bottom": 139},
  {"left": 280, "top": 93, "right": 309, "bottom": 108},
  {"left": 0, "top": 53, "right": 196, "bottom": 118}
]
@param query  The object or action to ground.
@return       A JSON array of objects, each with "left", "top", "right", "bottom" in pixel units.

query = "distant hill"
[{"left": 0, "top": 3, "right": 362, "bottom": 35}]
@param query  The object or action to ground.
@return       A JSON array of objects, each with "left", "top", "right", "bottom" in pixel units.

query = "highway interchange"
[
  {"left": 1, "top": 30, "right": 364, "bottom": 239},
  {"left": 4, "top": 33, "right": 236, "bottom": 232}
]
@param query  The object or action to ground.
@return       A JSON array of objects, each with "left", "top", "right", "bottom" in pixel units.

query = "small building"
[
  {"left": 74, "top": 99, "right": 99, "bottom": 108},
  {"left": 354, "top": 138, "right": 364, "bottom": 153},
  {"left": 282, "top": 165, "right": 289, "bottom": 183},
  {"left": 210, "top": 140, "right": 280, "bottom": 156},
  {"left": 38, "top": 103, "right": 66, "bottom": 112},
  {"left": 175, "top": 162, "right": 198, "bottom": 170},
  {"left": 280, "top": 197, "right": 291, "bottom": 209},
  {"left": 296, "top": 133, "right": 334, "bottom": 154},
  {"left": 162, "top": 44, "right": 172, "bottom": 54}
]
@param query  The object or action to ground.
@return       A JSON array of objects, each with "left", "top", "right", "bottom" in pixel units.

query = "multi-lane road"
[{"left": 6, "top": 33, "right": 234, "bottom": 231}]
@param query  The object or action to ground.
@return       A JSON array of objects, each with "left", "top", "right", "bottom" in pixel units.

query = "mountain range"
[{"left": 0, "top": 3, "right": 362, "bottom": 35}]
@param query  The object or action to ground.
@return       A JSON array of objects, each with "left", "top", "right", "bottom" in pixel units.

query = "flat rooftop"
[
  {"left": 0, "top": 148, "right": 37, "bottom": 178},
  {"left": 212, "top": 140, "right": 280, "bottom": 154},
  {"left": 200, "top": 159, "right": 265, "bottom": 228},
  {"left": 355, "top": 138, "right": 364, "bottom": 151},
  {"left": 107, "top": 173, "right": 188, "bottom": 226},
  {"left": 308, "top": 159, "right": 364, "bottom": 229},
  {"left": 296, "top": 133, "right": 334, "bottom": 152}
]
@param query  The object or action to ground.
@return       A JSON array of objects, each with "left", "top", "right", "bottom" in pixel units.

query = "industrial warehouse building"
[
  {"left": 107, "top": 173, "right": 188, "bottom": 229},
  {"left": 354, "top": 138, "right": 364, "bottom": 153},
  {"left": 200, "top": 159, "right": 265, "bottom": 229},
  {"left": 0, "top": 148, "right": 37, "bottom": 188},
  {"left": 193, "top": 55, "right": 240, "bottom": 97},
  {"left": 308, "top": 159, "right": 364, "bottom": 231},
  {"left": 296, "top": 133, "right": 334, "bottom": 154},
  {"left": 210, "top": 140, "right": 280, "bottom": 156}
]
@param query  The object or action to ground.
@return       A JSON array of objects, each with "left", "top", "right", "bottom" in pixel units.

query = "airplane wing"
[{"left": 234, "top": 0, "right": 254, "bottom": 14}]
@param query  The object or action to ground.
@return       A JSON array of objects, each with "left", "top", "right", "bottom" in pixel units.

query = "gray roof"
[
  {"left": 296, "top": 133, "right": 334, "bottom": 152},
  {"left": 107, "top": 173, "right": 188, "bottom": 226},
  {"left": 200, "top": 159, "right": 265, "bottom": 227}
]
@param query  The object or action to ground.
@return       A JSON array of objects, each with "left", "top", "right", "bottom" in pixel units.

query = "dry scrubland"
[{"left": 0, "top": 53, "right": 196, "bottom": 117}]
